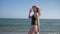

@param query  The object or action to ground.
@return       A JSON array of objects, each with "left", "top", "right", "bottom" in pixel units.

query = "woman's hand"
[{"left": 38, "top": 26, "right": 39, "bottom": 32}]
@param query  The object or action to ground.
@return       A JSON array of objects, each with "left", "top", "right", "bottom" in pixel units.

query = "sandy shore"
[{"left": 0, "top": 31, "right": 60, "bottom": 34}]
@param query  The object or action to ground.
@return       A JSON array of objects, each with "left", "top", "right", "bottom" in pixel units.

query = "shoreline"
[{"left": 0, "top": 31, "right": 60, "bottom": 34}]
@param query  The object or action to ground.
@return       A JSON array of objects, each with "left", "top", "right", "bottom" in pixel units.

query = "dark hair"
[{"left": 32, "top": 6, "right": 41, "bottom": 16}]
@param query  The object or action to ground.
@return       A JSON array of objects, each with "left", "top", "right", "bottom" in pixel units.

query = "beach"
[{"left": 0, "top": 31, "right": 60, "bottom": 34}]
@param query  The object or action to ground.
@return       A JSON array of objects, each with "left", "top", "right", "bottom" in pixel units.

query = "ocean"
[{"left": 0, "top": 18, "right": 60, "bottom": 34}]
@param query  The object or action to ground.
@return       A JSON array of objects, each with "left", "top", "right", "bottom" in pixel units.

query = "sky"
[{"left": 0, "top": 0, "right": 60, "bottom": 19}]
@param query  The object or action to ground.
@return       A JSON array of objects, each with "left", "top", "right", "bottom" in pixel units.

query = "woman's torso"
[{"left": 31, "top": 13, "right": 39, "bottom": 26}]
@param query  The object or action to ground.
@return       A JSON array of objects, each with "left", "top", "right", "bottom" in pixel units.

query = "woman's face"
[{"left": 32, "top": 7, "right": 37, "bottom": 12}]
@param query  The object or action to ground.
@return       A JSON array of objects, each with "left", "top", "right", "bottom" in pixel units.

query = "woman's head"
[{"left": 32, "top": 6, "right": 40, "bottom": 16}]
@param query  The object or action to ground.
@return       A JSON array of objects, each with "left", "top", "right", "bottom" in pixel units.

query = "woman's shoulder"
[
  {"left": 34, "top": 13, "right": 39, "bottom": 17},
  {"left": 36, "top": 13, "right": 39, "bottom": 16}
]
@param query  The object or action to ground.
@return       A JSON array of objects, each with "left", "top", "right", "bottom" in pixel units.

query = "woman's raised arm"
[{"left": 28, "top": 8, "right": 32, "bottom": 19}]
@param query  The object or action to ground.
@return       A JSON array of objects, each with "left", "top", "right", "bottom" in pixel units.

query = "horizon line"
[{"left": 0, "top": 18, "right": 60, "bottom": 19}]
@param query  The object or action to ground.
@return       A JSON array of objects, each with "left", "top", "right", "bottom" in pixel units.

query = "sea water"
[{"left": 0, "top": 18, "right": 60, "bottom": 34}]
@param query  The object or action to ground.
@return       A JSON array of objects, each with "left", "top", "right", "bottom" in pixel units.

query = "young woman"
[{"left": 28, "top": 6, "right": 41, "bottom": 34}]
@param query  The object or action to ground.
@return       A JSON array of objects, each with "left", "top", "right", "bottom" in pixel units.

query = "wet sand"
[{"left": 0, "top": 31, "right": 60, "bottom": 34}]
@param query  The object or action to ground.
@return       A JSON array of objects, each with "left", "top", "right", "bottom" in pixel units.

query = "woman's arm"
[
  {"left": 34, "top": 13, "right": 39, "bottom": 25},
  {"left": 34, "top": 13, "right": 40, "bottom": 32},
  {"left": 28, "top": 9, "right": 32, "bottom": 19}
]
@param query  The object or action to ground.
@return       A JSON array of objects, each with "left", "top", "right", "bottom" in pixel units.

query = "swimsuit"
[{"left": 31, "top": 15, "right": 38, "bottom": 26}]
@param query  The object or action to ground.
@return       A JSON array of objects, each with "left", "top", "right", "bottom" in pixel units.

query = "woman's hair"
[{"left": 32, "top": 6, "right": 41, "bottom": 16}]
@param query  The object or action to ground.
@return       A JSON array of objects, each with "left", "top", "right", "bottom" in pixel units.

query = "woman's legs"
[
  {"left": 34, "top": 31, "right": 39, "bottom": 34},
  {"left": 28, "top": 25, "right": 34, "bottom": 34},
  {"left": 28, "top": 28, "right": 34, "bottom": 34},
  {"left": 34, "top": 25, "right": 39, "bottom": 34},
  {"left": 28, "top": 25, "right": 39, "bottom": 34}
]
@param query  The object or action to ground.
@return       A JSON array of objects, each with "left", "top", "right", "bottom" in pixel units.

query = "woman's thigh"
[
  {"left": 33, "top": 25, "right": 39, "bottom": 34},
  {"left": 28, "top": 25, "right": 34, "bottom": 34},
  {"left": 28, "top": 25, "right": 38, "bottom": 34}
]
